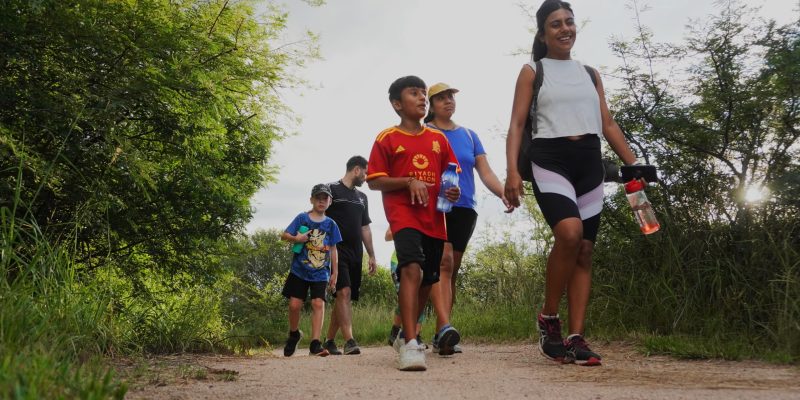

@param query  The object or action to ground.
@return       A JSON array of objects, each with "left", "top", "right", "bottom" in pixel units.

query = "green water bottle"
[{"left": 292, "top": 226, "right": 309, "bottom": 253}]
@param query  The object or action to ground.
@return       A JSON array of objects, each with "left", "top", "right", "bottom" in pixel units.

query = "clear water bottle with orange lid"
[{"left": 624, "top": 179, "right": 660, "bottom": 235}]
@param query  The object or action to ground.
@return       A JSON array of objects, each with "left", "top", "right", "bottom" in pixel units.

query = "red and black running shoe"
[
  {"left": 537, "top": 313, "right": 566, "bottom": 362},
  {"left": 564, "top": 334, "right": 602, "bottom": 366}
]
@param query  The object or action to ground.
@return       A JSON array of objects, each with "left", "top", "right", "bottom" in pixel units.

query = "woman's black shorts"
[
  {"left": 445, "top": 206, "right": 478, "bottom": 252},
  {"left": 526, "top": 134, "right": 605, "bottom": 242}
]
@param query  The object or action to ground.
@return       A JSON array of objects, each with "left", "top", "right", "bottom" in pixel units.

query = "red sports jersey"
[{"left": 367, "top": 126, "right": 460, "bottom": 240}]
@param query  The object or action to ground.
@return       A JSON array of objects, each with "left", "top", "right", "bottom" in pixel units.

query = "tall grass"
[
  {"left": 0, "top": 207, "right": 126, "bottom": 399},
  {"left": 591, "top": 212, "right": 800, "bottom": 362}
]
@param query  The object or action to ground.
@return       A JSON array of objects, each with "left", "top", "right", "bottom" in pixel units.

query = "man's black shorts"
[
  {"left": 393, "top": 228, "right": 444, "bottom": 287},
  {"left": 334, "top": 249, "right": 363, "bottom": 301},
  {"left": 445, "top": 206, "right": 478, "bottom": 252},
  {"left": 281, "top": 272, "right": 327, "bottom": 302}
]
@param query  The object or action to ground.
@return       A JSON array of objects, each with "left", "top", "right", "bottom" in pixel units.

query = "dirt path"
[{"left": 124, "top": 342, "right": 800, "bottom": 399}]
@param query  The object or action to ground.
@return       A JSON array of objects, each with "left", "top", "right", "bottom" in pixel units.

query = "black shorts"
[
  {"left": 527, "top": 134, "right": 604, "bottom": 242},
  {"left": 334, "top": 249, "right": 363, "bottom": 301},
  {"left": 281, "top": 272, "right": 327, "bottom": 302},
  {"left": 393, "top": 228, "right": 444, "bottom": 287},
  {"left": 445, "top": 206, "right": 478, "bottom": 252}
]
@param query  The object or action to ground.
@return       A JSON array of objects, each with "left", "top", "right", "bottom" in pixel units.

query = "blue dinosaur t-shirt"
[{"left": 285, "top": 212, "right": 342, "bottom": 282}]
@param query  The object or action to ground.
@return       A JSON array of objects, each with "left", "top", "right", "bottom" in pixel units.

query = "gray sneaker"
[
  {"left": 344, "top": 338, "right": 361, "bottom": 355},
  {"left": 454, "top": 344, "right": 463, "bottom": 353}
]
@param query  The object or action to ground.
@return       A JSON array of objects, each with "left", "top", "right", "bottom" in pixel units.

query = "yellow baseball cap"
[{"left": 428, "top": 82, "right": 459, "bottom": 99}]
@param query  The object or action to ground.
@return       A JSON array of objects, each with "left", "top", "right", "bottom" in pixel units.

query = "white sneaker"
[{"left": 397, "top": 339, "right": 427, "bottom": 371}]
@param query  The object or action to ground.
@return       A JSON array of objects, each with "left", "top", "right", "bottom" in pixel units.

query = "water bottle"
[
  {"left": 292, "top": 225, "right": 309, "bottom": 253},
  {"left": 624, "top": 180, "right": 660, "bottom": 235},
  {"left": 436, "top": 162, "right": 459, "bottom": 213}
]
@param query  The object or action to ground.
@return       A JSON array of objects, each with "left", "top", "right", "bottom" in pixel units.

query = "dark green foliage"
[
  {"left": 218, "top": 229, "right": 293, "bottom": 351},
  {"left": 0, "top": 0, "right": 315, "bottom": 279},
  {"left": 588, "top": 1, "right": 800, "bottom": 360},
  {"left": 356, "top": 262, "right": 397, "bottom": 306},
  {"left": 1, "top": 210, "right": 126, "bottom": 399}
]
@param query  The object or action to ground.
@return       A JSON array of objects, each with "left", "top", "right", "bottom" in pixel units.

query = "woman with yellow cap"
[{"left": 424, "top": 83, "right": 512, "bottom": 353}]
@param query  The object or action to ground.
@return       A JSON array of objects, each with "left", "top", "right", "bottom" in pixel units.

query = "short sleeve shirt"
[
  {"left": 326, "top": 180, "right": 371, "bottom": 261},
  {"left": 433, "top": 126, "right": 486, "bottom": 209},
  {"left": 366, "top": 126, "right": 460, "bottom": 240},
  {"left": 284, "top": 212, "right": 342, "bottom": 282}
]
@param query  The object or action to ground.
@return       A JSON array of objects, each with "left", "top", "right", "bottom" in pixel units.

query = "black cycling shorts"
[
  {"left": 445, "top": 206, "right": 478, "bottom": 252},
  {"left": 526, "top": 134, "right": 604, "bottom": 242}
]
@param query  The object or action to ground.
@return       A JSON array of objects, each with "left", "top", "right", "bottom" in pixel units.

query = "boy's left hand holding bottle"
[{"left": 444, "top": 186, "right": 461, "bottom": 203}]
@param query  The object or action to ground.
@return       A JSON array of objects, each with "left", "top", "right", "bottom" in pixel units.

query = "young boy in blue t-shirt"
[{"left": 281, "top": 183, "right": 342, "bottom": 357}]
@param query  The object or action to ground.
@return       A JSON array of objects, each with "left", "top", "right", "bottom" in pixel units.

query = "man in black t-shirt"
[{"left": 322, "top": 155, "right": 377, "bottom": 355}]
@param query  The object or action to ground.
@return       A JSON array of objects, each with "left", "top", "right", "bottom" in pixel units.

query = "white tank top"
[{"left": 527, "top": 58, "right": 602, "bottom": 139}]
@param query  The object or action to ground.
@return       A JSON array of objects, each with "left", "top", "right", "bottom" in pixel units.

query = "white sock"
[{"left": 567, "top": 333, "right": 582, "bottom": 341}]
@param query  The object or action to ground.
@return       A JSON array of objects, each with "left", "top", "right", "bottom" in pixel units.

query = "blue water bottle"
[{"left": 436, "top": 162, "right": 459, "bottom": 213}]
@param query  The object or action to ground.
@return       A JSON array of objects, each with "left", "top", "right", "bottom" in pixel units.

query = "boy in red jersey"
[{"left": 367, "top": 76, "right": 462, "bottom": 371}]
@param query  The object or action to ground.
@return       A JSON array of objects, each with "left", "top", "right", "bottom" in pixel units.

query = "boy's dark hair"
[
  {"left": 388, "top": 75, "right": 427, "bottom": 102},
  {"left": 346, "top": 155, "right": 367, "bottom": 171},
  {"left": 532, "top": 0, "right": 573, "bottom": 62}
]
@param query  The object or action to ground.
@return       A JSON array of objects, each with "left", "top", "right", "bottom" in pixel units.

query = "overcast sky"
[{"left": 248, "top": 0, "right": 798, "bottom": 265}]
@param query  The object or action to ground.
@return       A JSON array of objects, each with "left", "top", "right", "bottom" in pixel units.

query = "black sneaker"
[
  {"left": 416, "top": 334, "right": 428, "bottom": 350},
  {"left": 283, "top": 330, "right": 303, "bottom": 357},
  {"left": 323, "top": 339, "right": 342, "bottom": 355},
  {"left": 309, "top": 339, "right": 330, "bottom": 357},
  {"left": 537, "top": 314, "right": 566, "bottom": 362},
  {"left": 388, "top": 325, "right": 400, "bottom": 346},
  {"left": 343, "top": 338, "right": 361, "bottom": 355},
  {"left": 436, "top": 325, "right": 460, "bottom": 356},
  {"left": 564, "top": 334, "right": 602, "bottom": 366}
]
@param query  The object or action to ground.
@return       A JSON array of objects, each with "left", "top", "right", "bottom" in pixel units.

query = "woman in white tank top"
[{"left": 503, "top": 0, "right": 639, "bottom": 367}]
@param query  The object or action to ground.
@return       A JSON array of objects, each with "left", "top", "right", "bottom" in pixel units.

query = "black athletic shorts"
[
  {"left": 445, "top": 206, "right": 478, "bottom": 252},
  {"left": 334, "top": 248, "right": 363, "bottom": 301},
  {"left": 393, "top": 228, "right": 444, "bottom": 287},
  {"left": 527, "top": 134, "right": 604, "bottom": 242},
  {"left": 281, "top": 272, "right": 327, "bottom": 302}
]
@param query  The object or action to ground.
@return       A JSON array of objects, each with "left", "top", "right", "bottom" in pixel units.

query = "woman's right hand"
[{"left": 504, "top": 172, "right": 524, "bottom": 210}]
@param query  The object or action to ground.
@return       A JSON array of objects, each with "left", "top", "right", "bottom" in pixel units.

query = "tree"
[
  {"left": 0, "top": 0, "right": 318, "bottom": 277},
  {"left": 606, "top": 1, "right": 799, "bottom": 230},
  {"left": 588, "top": 1, "right": 799, "bottom": 353}
]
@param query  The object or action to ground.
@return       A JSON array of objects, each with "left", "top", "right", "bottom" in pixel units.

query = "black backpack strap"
[
  {"left": 584, "top": 65, "right": 597, "bottom": 87},
  {"left": 529, "top": 60, "right": 544, "bottom": 136}
]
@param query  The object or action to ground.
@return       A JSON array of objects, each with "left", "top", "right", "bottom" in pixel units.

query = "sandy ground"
[{"left": 123, "top": 341, "right": 800, "bottom": 400}]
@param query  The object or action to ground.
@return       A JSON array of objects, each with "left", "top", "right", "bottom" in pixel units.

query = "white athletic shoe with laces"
[{"left": 397, "top": 339, "right": 427, "bottom": 371}]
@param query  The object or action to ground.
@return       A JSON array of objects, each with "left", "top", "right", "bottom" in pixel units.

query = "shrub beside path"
[{"left": 125, "top": 342, "right": 800, "bottom": 399}]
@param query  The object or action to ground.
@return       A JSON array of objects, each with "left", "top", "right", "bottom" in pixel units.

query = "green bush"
[{"left": 1, "top": 209, "right": 126, "bottom": 399}]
